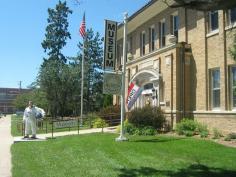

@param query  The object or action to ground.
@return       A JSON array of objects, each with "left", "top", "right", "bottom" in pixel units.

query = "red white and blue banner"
[{"left": 126, "top": 82, "right": 143, "bottom": 110}]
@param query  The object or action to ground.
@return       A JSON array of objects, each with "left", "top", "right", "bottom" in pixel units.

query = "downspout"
[
  {"left": 223, "top": 10, "right": 228, "bottom": 110},
  {"left": 171, "top": 53, "right": 174, "bottom": 128},
  {"left": 204, "top": 12, "right": 209, "bottom": 110}
]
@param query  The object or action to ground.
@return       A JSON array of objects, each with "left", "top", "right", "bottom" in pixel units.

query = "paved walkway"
[
  {"left": 14, "top": 126, "right": 117, "bottom": 141},
  {"left": 0, "top": 115, "right": 13, "bottom": 177}
]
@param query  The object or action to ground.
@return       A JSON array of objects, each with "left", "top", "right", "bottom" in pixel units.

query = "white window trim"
[
  {"left": 172, "top": 15, "right": 179, "bottom": 36},
  {"left": 208, "top": 11, "right": 219, "bottom": 34},
  {"left": 225, "top": 9, "right": 236, "bottom": 30},
  {"left": 231, "top": 66, "right": 236, "bottom": 111},
  {"left": 206, "top": 29, "right": 219, "bottom": 38},
  {"left": 211, "top": 69, "right": 221, "bottom": 110}
]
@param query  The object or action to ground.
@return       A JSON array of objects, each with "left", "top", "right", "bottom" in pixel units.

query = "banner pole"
[{"left": 116, "top": 12, "right": 128, "bottom": 141}]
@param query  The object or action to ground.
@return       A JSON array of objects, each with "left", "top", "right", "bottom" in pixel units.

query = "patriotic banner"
[
  {"left": 79, "top": 12, "right": 86, "bottom": 38},
  {"left": 126, "top": 82, "right": 143, "bottom": 110}
]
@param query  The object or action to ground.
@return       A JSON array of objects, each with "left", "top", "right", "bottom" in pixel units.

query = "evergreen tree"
[
  {"left": 41, "top": 0, "right": 72, "bottom": 63},
  {"left": 38, "top": 1, "right": 77, "bottom": 117},
  {"left": 76, "top": 28, "right": 110, "bottom": 112}
]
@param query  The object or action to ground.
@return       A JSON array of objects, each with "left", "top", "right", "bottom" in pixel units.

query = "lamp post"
[{"left": 116, "top": 12, "right": 128, "bottom": 141}]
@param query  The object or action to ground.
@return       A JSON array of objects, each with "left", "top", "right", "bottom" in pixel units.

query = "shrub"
[
  {"left": 176, "top": 119, "right": 209, "bottom": 138},
  {"left": 224, "top": 132, "right": 236, "bottom": 141},
  {"left": 196, "top": 122, "right": 209, "bottom": 138},
  {"left": 93, "top": 118, "right": 108, "bottom": 128},
  {"left": 84, "top": 113, "right": 100, "bottom": 128},
  {"left": 176, "top": 118, "right": 197, "bottom": 136},
  {"left": 212, "top": 128, "right": 223, "bottom": 139},
  {"left": 128, "top": 106, "right": 165, "bottom": 130},
  {"left": 116, "top": 120, "right": 157, "bottom": 136},
  {"left": 141, "top": 126, "right": 156, "bottom": 136}
]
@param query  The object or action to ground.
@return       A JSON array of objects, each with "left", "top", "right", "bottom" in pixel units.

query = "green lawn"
[{"left": 11, "top": 133, "right": 236, "bottom": 177}]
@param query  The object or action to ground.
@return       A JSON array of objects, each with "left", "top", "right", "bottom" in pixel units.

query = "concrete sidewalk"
[
  {"left": 0, "top": 115, "right": 13, "bottom": 177},
  {"left": 14, "top": 126, "right": 117, "bottom": 142}
]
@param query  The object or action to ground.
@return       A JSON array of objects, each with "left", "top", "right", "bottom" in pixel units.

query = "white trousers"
[{"left": 25, "top": 117, "right": 36, "bottom": 135}]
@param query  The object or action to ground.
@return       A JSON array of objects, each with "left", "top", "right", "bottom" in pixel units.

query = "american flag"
[{"left": 79, "top": 13, "right": 86, "bottom": 38}]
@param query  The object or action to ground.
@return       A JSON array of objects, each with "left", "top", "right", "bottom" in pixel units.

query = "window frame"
[
  {"left": 211, "top": 68, "right": 221, "bottom": 110},
  {"left": 160, "top": 19, "right": 166, "bottom": 48},
  {"left": 208, "top": 11, "right": 219, "bottom": 33},
  {"left": 231, "top": 66, "right": 236, "bottom": 110},
  {"left": 149, "top": 25, "right": 155, "bottom": 52},
  {"left": 171, "top": 14, "right": 179, "bottom": 42}
]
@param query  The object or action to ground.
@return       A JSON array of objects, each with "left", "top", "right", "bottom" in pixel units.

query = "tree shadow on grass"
[
  {"left": 130, "top": 137, "right": 185, "bottom": 143},
  {"left": 117, "top": 164, "right": 236, "bottom": 177}
]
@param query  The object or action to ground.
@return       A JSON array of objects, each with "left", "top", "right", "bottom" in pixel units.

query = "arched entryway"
[{"left": 128, "top": 69, "right": 161, "bottom": 109}]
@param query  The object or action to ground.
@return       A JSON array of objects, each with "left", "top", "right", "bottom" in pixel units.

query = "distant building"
[
  {"left": 114, "top": 0, "right": 236, "bottom": 133},
  {"left": 0, "top": 88, "right": 31, "bottom": 114}
]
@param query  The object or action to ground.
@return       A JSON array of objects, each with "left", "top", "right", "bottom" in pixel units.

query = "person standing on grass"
[{"left": 23, "top": 101, "right": 38, "bottom": 139}]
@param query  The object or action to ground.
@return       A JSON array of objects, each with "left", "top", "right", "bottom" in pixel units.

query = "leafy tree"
[
  {"left": 14, "top": 89, "right": 48, "bottom": 111},
  {"left": 38, "top": 1, "right": 76, "bottom": 118}
]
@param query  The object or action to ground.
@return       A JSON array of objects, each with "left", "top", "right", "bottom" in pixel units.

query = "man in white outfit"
[{"left": 23, "top": 101, "right": 38, "bottom": 139}]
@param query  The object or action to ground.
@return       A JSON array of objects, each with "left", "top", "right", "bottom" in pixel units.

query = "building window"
[
  {"left": 211, "top": 69, "right": 220, "bottom": 109},
  {"left": 159, "top": 20, "right": 166, "bottom": 48},
  {"left": 140, "top": 31, "right": 146, "bottom": 56},
  {"left": 231, "top": 66, "right": 236, "bottom": 109},
  {"left": 171, "top": 15, "right": 179, "bottom": 42},
  {"left": 149, "top": 26, "right": 155, "bottom": 52},
  {"left": 208, "top": 11, "right": 219, "bottom": 32},
  {"left": 127, "top": 36, "right": 133, "bottom": 54},
  {"left": 228, "top": 8, "right": 236, "bottom": 26}
]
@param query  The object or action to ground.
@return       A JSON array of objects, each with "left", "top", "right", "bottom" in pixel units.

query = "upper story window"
[
  {"left": 127, "top": 36, "right": 133, "bottom": 54},
  {"left": 159, "top": 19, "right": 166, "bottom": 48},
  {"left": 231, "top": 66, "right": 236, "bottom": 110},
  {"left": 140, "top": 31, "right": 146, "bottom": 56},
  {"left": 149, "top": 25, "right": 155, "bottom": 52},
  {"left": 228, "top": 8, "right": 236, "bottom": 26},
  {"left": 208, "top": 11, "right": 219, "bottom": 33},
  {"left": 211, "top": 69, "right": 220, "bottom": 109},
  {"left": 171, "top": 15, "right": 179, "bottom": 42}
]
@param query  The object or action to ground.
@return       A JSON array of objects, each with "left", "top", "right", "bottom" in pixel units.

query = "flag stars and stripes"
[{"left": 79, "top": 13, "right": 86, "bottom": 38}]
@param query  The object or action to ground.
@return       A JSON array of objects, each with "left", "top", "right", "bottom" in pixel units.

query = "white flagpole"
[
  {"left": 80, "top": 38, "right": 85, "bottom": 126},
  {"left": 116, "top": 12, "right": 128, "bottom": 141}
]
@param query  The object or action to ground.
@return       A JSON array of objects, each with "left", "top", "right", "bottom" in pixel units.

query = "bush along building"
[{"left": 114, "top": 0, "right": 236, "bottom": 133}]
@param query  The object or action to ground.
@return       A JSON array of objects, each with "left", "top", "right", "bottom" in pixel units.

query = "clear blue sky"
[{"left": 0, "top": 0, "right": 148, "bottom": 89}]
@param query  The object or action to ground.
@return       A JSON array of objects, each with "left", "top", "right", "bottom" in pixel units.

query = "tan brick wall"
[
  {"left": 195, "top": 113, "right": 236, "bottom": 134},
  {"left": 115, "top": 3, "right": 236, "bottom": 132}
]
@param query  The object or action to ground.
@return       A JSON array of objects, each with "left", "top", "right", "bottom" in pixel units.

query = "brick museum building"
[
  {"left": 114, "top": 0, "right": 236, "bottom": 133},
  {"left": 0, "top": 88, "right": 30, "bottom": 114}
]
